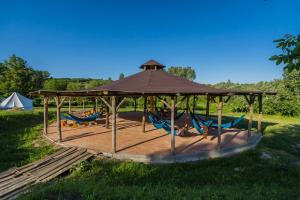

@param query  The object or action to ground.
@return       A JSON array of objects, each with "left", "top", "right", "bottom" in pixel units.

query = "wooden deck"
[
  {"left": 0, "top": 147, "right": 92, "bottom": 200},
  {"left": 46, "top": 112, "right": 261, "bottom": 163}
]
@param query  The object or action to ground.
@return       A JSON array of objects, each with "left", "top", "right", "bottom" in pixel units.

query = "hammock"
[
  {"left": 64, "top": 112, "right": 101, "bottom": 124},
  {"left": 148, "top": 112, "right": 177, "bottom": 134},
  {"left": 194, "top": 112, "right": 245, "bottom": 129},
  {"left": 190, "top": 113, "right": 212, "bottom": 135}
]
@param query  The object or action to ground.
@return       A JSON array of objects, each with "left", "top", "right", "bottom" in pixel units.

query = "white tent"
[{"left": 0, "top": 92, "right": 33, "bottom": 110}]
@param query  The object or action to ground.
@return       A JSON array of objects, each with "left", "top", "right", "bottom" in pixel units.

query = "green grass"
[
  {"left": 1, "top": 106, "right": 299, "bottom": 199},
  {"left": 8, "top": 107, "right": 298, "bottom": 199}
]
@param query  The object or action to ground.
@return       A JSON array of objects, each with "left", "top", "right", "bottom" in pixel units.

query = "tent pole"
[
  {"left": 111, "top": 96, "right": 117, "bottom": 153},
  {"left": 171, "top": 97, "right": 175, "bottom": 155},
  {"left": 43, "top": 96, "right": 49, "bottom": 135},
  {"left": 217, "top": 96, "right": 223, "bottom": 150},
  {"left": 258, "top": 95, "right": 263, "bottom": 134},
  {"left": 142, "top": 96, "right": 147, "bottom": 133}
]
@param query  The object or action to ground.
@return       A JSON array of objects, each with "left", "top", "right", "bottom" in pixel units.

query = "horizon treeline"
[{"left": 0, "top": 33, "right": 299, "bottom": 116}]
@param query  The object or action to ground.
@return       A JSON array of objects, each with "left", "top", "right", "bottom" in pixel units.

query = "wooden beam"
[
  {"left": 142, "top": 96, "right": 147, "bottom": 133},
  {"left": 171, "top": 97, "right": 175, "bottom": 155},
  {"left": 150, "top": 96, "right": 154, "bottom": 112},
  {"left": 54, "top": 96, "right": 65, "bottom": 143},
  {"left": 134, "top": 97, "right": 137, "bottom": 112},
  {"left": 224, "top": 96, "right": 232, "bottom": 103},
  {"left": 211, "top": 96, "right": 217, "bottom": 103},
  {"left": 184, "top": 96, "right": 190, "bottom": 128},
  {"left": 206, "top": 95, "right": 210, "bottom": 120},
  {"left": 217, "top": 96, "right": 223, "bottom": 150},
  {"left": 193, "top": 95, "right": 196, "bottom": 113},
  {"left": 116, "top": 97, "right": 126, "bottom": 111},
  {"left": 43, "top": 97, "right": 49, "bottom": 135},
  {"left": 95, "top": 98, "right": 98, "bottom": 112},
  {"left": 82, "top": 98, "right": 85, "bottom": 111},
  {"left": 68, "top": 98, "right": 71, "bottom": 113},
  {"left": 244, "top": 95, "right": 250, "bottom": 105},
  {"left": 258, "top": 95, "right": 263, "bottom": 134},
  {"left": 111, "top": 96, "right": 117, "bottom": 153},
  {"left": 105, "top": 104, "right": 109, "bottom": 129},
  {"left": 159, "top": 98, "right": 171, "bottom": 109},
  {"left": 99, "top": 97, "right": 112, "bottom": 110},
  {"left": 248, "top": 95, "right": 255, "bottom": 138}
]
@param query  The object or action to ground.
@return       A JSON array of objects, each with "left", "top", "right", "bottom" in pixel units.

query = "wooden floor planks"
[{"left": 0, "top": 147, "right": 93, "bottom": 200}]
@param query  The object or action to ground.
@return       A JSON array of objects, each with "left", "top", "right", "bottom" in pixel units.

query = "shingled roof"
[
  {"left": 140, "top": 59, "right": 165, "bottom": 70},
  {"left": 94, "top": 69, "right": 225, "bottom": 95},
  {"left": 30, "top": 60, "right": 276, "bottom": 97}
]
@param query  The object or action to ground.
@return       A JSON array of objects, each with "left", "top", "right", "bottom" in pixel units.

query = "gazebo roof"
[
  {"left": 140, "top": 59, "right": 165, "bottom": 70},
  {"left": 94, "top": 69, "right": 225, "bottom": 95},
  {"left": 30, "top": 60, "right": 276, "bottom": 97}
]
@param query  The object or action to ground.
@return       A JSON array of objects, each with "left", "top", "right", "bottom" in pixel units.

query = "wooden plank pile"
[{"left": 0, "top": 147, "right": 93, "bottom": 200}]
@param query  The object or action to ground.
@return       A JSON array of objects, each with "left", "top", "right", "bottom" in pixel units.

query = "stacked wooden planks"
[{"left": 0, "top": 147, "right": 93, "bottom": 200}]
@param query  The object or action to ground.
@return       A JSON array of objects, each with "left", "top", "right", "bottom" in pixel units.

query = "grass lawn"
[{"left": 1, "top": 106, "right": 300, "bottom": 199}]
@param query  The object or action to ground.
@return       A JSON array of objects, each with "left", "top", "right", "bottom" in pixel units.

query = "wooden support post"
[
  {"left": 174, "top": 96, "right": 178, "bottom": 116},
  {"left": 193, "top": 95, "right": 196, "bottom": 113},
  {"left": 82, "top": 98, "right": 85, "bottom": 111},
  {"left": 185, "top": 96, "right": 190, "bottom": 128},
  {"left": 258, "top": 95, "right": 263, "bottom": 134},
  {"left": 248, "top": 95, "right": 254, "bottom": 138},
  {"left": 142, "top": 96, "right": 147, "bottom": 133},
  {"left": 206, "top": 95, "right": 210, "bottom": 120},
  {"left": 68, "top": 98, "right": 71, "bottom": 113},
  {"left": 134, "top": 97, "right": 137, "bottom": 112},
  {"left": 95, "top": 98, "right": 98, "bottom": 112},
  {"left": 43, "top": 97, "right": 49, "bottom": 135},
  {"left": 111, "top": 96, "right": 117, "bottom": 153},
  {"left": 171, "top": 97, "right": 175, "bottom": 155},
  {"left": 217, "top": 96, "right": 223, "bottom": 150},
  {"left": 54, "top": 96, "right": 65, "bottom": 143},
  {"left": 105, "top": 104, "right": 109, "bottom": 129},
  {"left": 150, "top": 96, "right": 154, "bottom": 112}
]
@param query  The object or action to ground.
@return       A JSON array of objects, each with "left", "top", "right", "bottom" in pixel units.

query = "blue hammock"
[
  {"left": 148, "top": 112, "right": 170, "bottom": 129},
  {"left": 190, "top": 113, "right": 213, "bottom": 135},
  {"left": 62, "top": 112, "right": 101, "bottom": 124},
  {"left": 195, "top": 113, "right": 245, "bottom": 129}
]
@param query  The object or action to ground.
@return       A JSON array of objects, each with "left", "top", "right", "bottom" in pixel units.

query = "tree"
[
  {"left": 43, "top": 79, "right": 68, "bottom": 90},
  {"left": 0, "top": 54, "right": 50, "bottom": 96},
  {"left": 119, "top": 73, "right": 125, "bottom": 80},
  {"left": 167, "top": 66, "right": 196, "bottom": 81},
  {"left": 269, "top": 34, "right": 300, "bottom": 72}
]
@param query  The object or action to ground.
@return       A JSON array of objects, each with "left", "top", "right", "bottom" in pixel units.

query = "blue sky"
[{"left": 0, "top": 0, "right": 299, "bottom": 84}]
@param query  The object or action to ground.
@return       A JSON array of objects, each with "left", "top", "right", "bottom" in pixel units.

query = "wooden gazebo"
[{"left": 31, "top": 60, "right": 276, "bottom": 157}]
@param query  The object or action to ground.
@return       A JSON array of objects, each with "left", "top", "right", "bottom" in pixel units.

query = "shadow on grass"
[{"left": 19, "top": 119, "right": 300, "bottom": 199}]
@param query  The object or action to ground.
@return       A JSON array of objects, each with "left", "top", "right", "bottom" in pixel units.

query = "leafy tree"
[
  {"left": 0, "top": 54, "right": 49, "bottom": 96},
  {"left": 119, "top": 73, "right": 125, "bottom": 80},
  {"left": 67, "top": 82, "right": 83, "bottom": 91},
  {"left": 167, "top": 66, "right": 196, "bottom": 81},
  {"left": 269, "top": 34, "right": 300, "bottom": 72},
  {"left": 43, "top": 79, "right": 68, "bottom": 90}
]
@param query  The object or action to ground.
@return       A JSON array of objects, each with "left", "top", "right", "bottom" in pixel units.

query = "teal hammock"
[
  {"left": 191, "top": 111, "right": 245, "bottom": 129},
  {"left": 61, "top": 112, "right": 101, "bottom": 124},
  {"left": 190, "top": 113, "right": 213, "bottom": 135}
]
